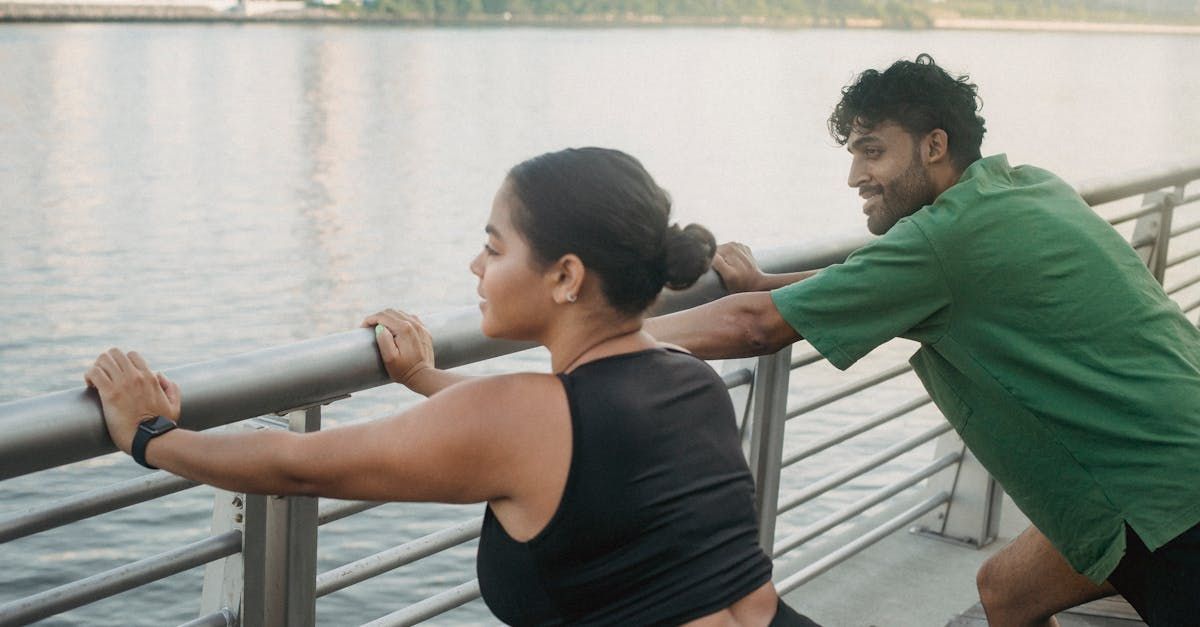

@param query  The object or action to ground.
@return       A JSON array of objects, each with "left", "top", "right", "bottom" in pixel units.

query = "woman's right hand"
[{"left": 362, "top": 309, "right": 435, "bottom": 387}]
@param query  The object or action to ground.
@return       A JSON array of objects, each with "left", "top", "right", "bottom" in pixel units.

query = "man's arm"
[{"left": 644, "top": 292, "right": 801, "bottom": 360}]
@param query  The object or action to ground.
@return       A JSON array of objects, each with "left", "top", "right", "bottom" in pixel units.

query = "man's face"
[{"left": 846, "top": 121, "right": 938, "bottom": 235}]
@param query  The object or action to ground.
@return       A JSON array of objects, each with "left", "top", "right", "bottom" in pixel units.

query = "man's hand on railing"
[
  {"left": 84, "top": 349, "right": 182, "bottom": 455},
  {"left": 712, "top": 242, "right": 768, "bottom": 293},
  {"left": 364, "top": 309, "right": 435, "bottom": 388},
  {"left": 713, "top": 242, "right": 820, "bottom": 293}
]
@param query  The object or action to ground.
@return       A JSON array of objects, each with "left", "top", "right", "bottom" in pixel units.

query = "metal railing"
[{"left": 1, "top": 159, "right": 1198, "bottom": 626}]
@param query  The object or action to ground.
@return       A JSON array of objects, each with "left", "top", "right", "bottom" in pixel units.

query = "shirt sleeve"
[{"left": 769, "top": 219, "right": 951, "bottom": 370}]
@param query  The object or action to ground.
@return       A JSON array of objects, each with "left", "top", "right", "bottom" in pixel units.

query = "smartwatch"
[{"left": 132, "top": 416, "right": 177, "bottom": 470}]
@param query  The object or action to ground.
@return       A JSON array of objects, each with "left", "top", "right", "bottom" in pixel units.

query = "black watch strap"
[{"left": 132, "top": 416, "right": 177, "bottom": 469}]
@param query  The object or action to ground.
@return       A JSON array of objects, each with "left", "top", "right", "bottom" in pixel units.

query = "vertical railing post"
[
  {"left": 1131, "top": 190, "right": 1177, "bottom": 284},
  {"left": 912, "top": 432, "right": 1001, "bottom": 548},
  {"left": 745, "top": 347, "right": 792, "bottom": 555},
  {"left": 200, "top": 488, "right": 247, "bottom": 624},
  {"left": 239, "top": 406, "right": 322, "bottom": 627}
]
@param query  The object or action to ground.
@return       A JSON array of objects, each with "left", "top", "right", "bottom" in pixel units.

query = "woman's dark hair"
[
  {"left": 506, "top": 147, "right": 716, "bottom": 315},
  {"left": 829, "top": 54, "right": 986, "bottom": 171}
]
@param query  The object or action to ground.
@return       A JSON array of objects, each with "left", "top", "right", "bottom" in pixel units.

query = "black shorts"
[
  {"left": 1106, "top": 521, "right": 1200, "bottom": 626},
  {"left": 769, "top": 598, "right": 822, "bottom": 627}
]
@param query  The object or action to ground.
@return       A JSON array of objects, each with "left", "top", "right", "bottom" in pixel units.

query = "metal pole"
[
  {"left": 746, "top": 348, "right": 792, "bottom": 555},
  {"left": 236, "top": 406, "right": 320, "bottom": 627}
]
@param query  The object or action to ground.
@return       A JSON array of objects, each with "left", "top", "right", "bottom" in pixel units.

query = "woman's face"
[{"left": 469, "top": 180, "right": 554, "bottom": 340}]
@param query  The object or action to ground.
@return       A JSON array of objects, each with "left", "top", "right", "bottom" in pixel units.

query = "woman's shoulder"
[{"left": 429, "top": 372, "right": 568, "bottom": 425}]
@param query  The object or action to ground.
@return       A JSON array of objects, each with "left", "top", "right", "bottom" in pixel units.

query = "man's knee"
[{"left": 976, "top": 554, "right": 1010, "bottom": 610}]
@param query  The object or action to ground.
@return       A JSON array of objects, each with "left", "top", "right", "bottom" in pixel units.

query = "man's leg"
[{"left": 976, "top": 525, "right": 1116, "bottom": 627}]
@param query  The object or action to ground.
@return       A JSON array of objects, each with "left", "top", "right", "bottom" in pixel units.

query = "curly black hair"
[{"left": 829, "top": 54, "right": 986, "bottom": 171}]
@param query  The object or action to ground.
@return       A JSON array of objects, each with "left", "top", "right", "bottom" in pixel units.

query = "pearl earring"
[{"left": 566, "top": 293, "right": 577, "bottom": 303}]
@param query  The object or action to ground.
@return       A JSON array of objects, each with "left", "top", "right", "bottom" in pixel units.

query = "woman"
[{"left": 86, "top": 147, "right": 819, "bottom": 626}]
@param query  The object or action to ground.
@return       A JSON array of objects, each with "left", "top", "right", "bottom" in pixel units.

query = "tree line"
[{"left": 362, "top": 0, "right": 1200, "bottom": 25}]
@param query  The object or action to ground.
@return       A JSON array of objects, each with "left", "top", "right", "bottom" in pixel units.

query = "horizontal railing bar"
[
  {"left": 361, "top": 580, "right": 481, "bottom": 627},
  {"left": 1182, "top": 296, "right": 1200, "bottom": 313},
  {"left": 1170, "top": 220, "right": 1200, "bottom": 239},
  {"left": 1108, "top": 201, "right": 1166, "bottom": 227},
  {"left": 0, "top": 530, "right": 241, "bottom": 625},
  {"left": 785, "top": 363, "right": 912, "bottom": 421},
  {"left": 772, "top": 452, "right": 961, "bottom": 558},
  {"left": 0, "top": 472, "right": 197, "bottom": 544},
  {"left": 1078, "top": 159, "right": 1200, "bottom": 207},
  {"left": 1167, "top": 273, "right": 1200, "bottom": 295},
  {"left": 774, "top": 491, "right": 951, "bottom": 595},
  {"left": 316, "top": 518, "right": 482, "bottom": 598},
  {"left": 0, "top": 236, "right": 870, "bottom": 482},
  {"left": 790, "top": 349, "right": 825, "bottom": 370},
  {"left": 781, "top": 394, "right": 933, "bottom": 468},
  {"left": 318, "top": 499, "right": 384, "bottom": 526},
  {"left": 776, "top": 422, "right": 952, "bottom": 515},
  {"left": 722, "top": 368, "right": 753, "bottom": 390},
  {"left": 178, "top": 608, "right": 236, "bottom": 627},
  {"left": 1167, "top": 248, "right": 1200, "bottom": 269}
]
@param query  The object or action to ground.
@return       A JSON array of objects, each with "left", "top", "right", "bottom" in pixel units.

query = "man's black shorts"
[{"left": 1107, "top": 521, "right": 1200, "bottom": 626}]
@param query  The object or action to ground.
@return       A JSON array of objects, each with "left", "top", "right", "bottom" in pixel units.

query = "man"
[{"left": 647, "top": 54, "right": 1200, "bottom": 626}]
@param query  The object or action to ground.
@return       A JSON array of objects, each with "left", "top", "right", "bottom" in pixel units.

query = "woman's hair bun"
[{"left": 661, "top": 223, "right": 716, "bottom": 290}]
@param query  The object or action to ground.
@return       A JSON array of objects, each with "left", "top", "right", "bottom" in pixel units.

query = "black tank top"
[{"left": 476, "top": 348, "right": 773, "bottom": 625}]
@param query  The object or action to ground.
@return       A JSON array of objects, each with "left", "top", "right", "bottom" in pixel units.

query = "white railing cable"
[
  {"left": 1167, "top": 272, "right": 1200, "bottom": 295},
  {"left": 781, "top": 394, "right": 932, "bottom": 468},
  {"left": 0, "top": 531, "right": 241, "bottom": 625},
  {"left": 0, "top": 472, "right": 197, "bottom": 543},
  {"left": 774, "top": 492, "right": 951, "bottom": 595},
  {"left": 1170, "top": 219, "right": 1200, "bottom": 239},
  {"left": 1167, "top": 247, "right": 1200, "bottom": 269},
  {"left": 790, "top": 348, "right": 825, "bottom": 370},
  {"left": 178, "top": 608, "right": 236, "bottom": 627},
  {"left": 784, "top": 363, "right": 912, "bottom": 421},
  {"left": 361, "top": 580, "right": 482, "bottom": 627},
  {"left": 772, "top": 452, "right": 960, "bottom": 558},
  {"left": 316, "top": 518, "right": 482, "bottom": 597},
  {"left": 776, "top": 423, "right": 953, "bottom": 515},
  {"left": 318, "top": 499, "right": 385, "bottom": 526}
]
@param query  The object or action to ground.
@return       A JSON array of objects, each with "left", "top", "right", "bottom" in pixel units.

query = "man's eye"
[{"left": 483, "top": 244, "right": 498, "bottom": 255}]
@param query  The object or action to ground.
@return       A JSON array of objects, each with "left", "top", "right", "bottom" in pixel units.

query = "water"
[{"left": 1, "top": 23, "right": 1199, "bottom": 625}]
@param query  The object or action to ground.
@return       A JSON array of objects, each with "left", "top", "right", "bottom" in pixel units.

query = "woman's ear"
[{"left": 548, "top": 254, "right": 586, "bottom": 305}]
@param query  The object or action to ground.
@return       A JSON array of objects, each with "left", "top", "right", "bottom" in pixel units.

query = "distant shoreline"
[{"left": 3, "top": 2, "right": 1200, "bottom": 34}]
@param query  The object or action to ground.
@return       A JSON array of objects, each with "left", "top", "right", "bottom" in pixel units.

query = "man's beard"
[{"left": 868, "top": 153, "right": 936, "bottom": 235}]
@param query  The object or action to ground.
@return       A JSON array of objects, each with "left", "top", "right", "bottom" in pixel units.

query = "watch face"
[{"left": 140, "top": 416, "right": 176, "bottom": 435}]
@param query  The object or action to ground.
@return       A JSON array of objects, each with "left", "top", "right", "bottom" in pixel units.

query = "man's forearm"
[
  {"left": 644, "top": 292, "right": 800, "bottom": 360},
  {"left": 752, "top": 269, "right": 818, "bottom": 291}
]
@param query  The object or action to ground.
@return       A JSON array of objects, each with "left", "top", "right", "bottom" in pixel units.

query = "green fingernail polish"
[{"left": 375, "top": 324, "right": 386, "bottom": 338}]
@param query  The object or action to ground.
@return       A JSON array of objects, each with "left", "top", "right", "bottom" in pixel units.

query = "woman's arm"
[
  {"left": 364, "top": 309, "right": 474, "bottom": 397},
  {"left": 86, "top": 349, "right": 569, "bottom": 504}
]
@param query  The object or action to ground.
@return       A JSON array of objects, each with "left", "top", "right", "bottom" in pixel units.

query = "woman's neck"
[{"left": 547, "top": 314, "right": 654, "bottom": 374}]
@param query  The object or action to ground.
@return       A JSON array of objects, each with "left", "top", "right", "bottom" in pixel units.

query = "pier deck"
[{"left": 779, "top": 495, "right": 1146, "bottom": 627}]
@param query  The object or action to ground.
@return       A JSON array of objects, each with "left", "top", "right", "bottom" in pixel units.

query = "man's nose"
[{"left": 847, "top": 160, "right": 868, "bottom": 188}]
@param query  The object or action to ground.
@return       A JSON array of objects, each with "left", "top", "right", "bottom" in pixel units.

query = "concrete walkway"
[{"left": 777, "top": 495, "right": 1144, "bottom": 627}]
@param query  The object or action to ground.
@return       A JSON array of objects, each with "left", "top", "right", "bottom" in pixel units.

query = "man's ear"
[
  {"left": 925, "top": 129, "right": 950, "bottom": 165},
  {"left": 548, "top": 253, "right": 586, "bottom": 304}
]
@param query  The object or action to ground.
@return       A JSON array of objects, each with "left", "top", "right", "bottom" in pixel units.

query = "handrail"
[
  {"left": 1076, "top": 159, "right": 1200, "bottom": 206},
  {"left": 2, "top": 158, "right": 1199, "bottom": 625},
  {"left": 6, "top": 157, "right": 1197, "bottom": 481},
  {"left": 0, "top": 234, "right": 866, "bottom": 482}
]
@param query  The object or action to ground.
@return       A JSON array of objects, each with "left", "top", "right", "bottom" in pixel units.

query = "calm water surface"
[{"left": 2, "top": 24, "right": 1199, "bottom": 625}]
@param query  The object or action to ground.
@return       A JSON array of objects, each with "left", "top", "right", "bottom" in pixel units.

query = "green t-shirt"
[{"left": 771, "top": 154, "right": 1200, "bottom": 582}]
